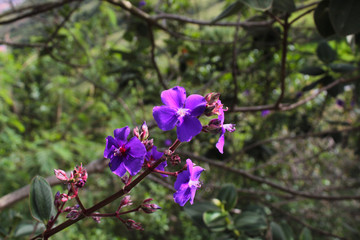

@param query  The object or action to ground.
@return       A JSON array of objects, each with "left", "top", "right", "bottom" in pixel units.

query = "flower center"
[
  {"left": 114, "top": 145, "right": 127, "bottom": 156},
  {"left": 176, "top": 108, "right": 189, "bottom": 117},
  {"left": 188, "top": 179, "right": 201, "bottom": 188}
]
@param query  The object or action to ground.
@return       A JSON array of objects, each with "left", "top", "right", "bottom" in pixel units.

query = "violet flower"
[
  {"left": 104, "top": 126, "right": 146, "bottom": 177},
  {"left": 173, "top": 159, "right": 204, "bottom": 206},
  {"left": 215, "top": 107, "right": 235, "bottom": 154},
  {"left": 153, "top": 86, "right": 206, "bottom": 142},
  {"left": 261, "top": 110, "right": 270, "bottom": 117},
  {"left": 146, "top": 146, "right": 167, "bottom": 177}
]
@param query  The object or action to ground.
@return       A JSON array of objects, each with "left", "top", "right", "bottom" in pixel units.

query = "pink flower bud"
[
  {"left": 141, "top": 198, "right": 161, "bottom": 214},
  {"left": 170, "top": 154, "right": 181, "bottom": 166},
  {"left": 119, "top": 195, "right": 132, "bottom": 209},
  {"left": 133, "top": 126, "right": 140, "bottom": 139},
  {"left": 54, "top": 169, "right": 68, "bottom": 181},
  {"left": 205, "top": 92, "right": 220, "bottom": 105},
  {"left": 140, "top": 121, "right": 149, "bottom": 140},
  {"left": 125, "top": 219, "right": 143, "bottom": 230},
  {"left": 92, "top": 213, "right": 101, "bottom": 223}
]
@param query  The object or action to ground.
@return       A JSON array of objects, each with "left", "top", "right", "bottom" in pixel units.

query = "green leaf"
[
  {"left": 217, "top": 184, "right": 238, "bottom": 211},
  {"left": 184, "top": 201, "right": 219, "bottom": 226},
  {"left": 272, "top": 0, "right": 296, "bottom": 13},
  {"left": 271, "top": 222, "right": 287, "bottom": 240},
  {"left": 235, "top": 211, "right": 267, "bottom": 232},
  {"left": 240, "top": 0, "right": 273, "bottom": 10},
  {"left": 316, "top": 42, "right": 336, "bottom": 64},
  {"left": 330, "top": 63, "right": 356, "bottom": 73},
  {"left": 29, "top": 176, "right": 55, "bottom": 224},
  {"left": 14, "top": 223, "right": 45, "bottom": 238},
  {"left": 299, "top": 227, "right": 312, "bottom": 240},
  {"left": 280, "top": 222, "right": 295, "bottom": 240},
  {"left": 203, "top": 211, "right": 228, "bottom": 232},
  {"left": 299, "top": 66, "right": 325, "bottom": 76},
  {"left": 212, "top": 1, "right": 244, "bottom": 23},
  {"left": 329, "top": 0, "right": 360, "bottom": 36},
  {"left": 314, "top": 0, "right": 335, "bottom": 38}
]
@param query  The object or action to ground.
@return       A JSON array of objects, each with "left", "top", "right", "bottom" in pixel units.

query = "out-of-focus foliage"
[{"left": 1, "top": 0, "right": 360, "bottom": 239}]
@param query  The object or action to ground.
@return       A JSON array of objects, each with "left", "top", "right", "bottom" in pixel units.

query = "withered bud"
[
  {"left": 202, "top": 119, "right": 222, "bottom": 134},
  {"left": 170, "top": 154, "right": 181, "bottom": 166},
  {"left": 143, "top": 139, "right": 154, "bottom": 151}
]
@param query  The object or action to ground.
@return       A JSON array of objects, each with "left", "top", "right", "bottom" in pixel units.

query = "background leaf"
[
  {"left": 314, "top": 0, "right": 335, "bottom": 38},
  {"left": 329, "top": 0, "right": 360, "bottom": 36},
  {"left": 316, "top": 41, "right": 336, "bottom": 64},
  {"left": 217, "top": 184, "right": 238, "bottom": 211}
]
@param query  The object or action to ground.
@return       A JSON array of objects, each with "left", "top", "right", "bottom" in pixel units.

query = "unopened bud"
[
  {"left": 66, "top": 210, "right": 80, "bottom": 220},
  {"left": 92, "top": 213, "right": 101, "bottom": 223},
  {"left": 54, "top": 191, "right": 62, "bottom": 209},
  {"left": 119, "top": 195, "right": 132, "bottom": 209},
  {"left": 205, "top": 92, "right": 221, "bottom": 105},
  {"left": 203, "top": 119, "right": 222, "bottom": 134},
  {"left": 133, "top": 126, "right": 140, "bottom": 139},
  {"left": 170, "top": 155, "right": 181, "bottom": 166},
  {"left": 125, "top": 219, "right": 143, "bottom": 230},
  {"left": 54, "top": 169, "right": 68, "bottom": 181},
  {"left": 141, "top": 198, "right": 161, "bottom": 214},
  {"left": 140, "top": 121, "right": 149, "bottom": 140},
  {"left": 143, "top": 139, "right": 154, "bottom": 151}
]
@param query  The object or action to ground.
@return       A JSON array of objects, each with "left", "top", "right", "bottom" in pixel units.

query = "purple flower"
[
  {"left": 215, "top": 108, "right": 235, "bottom": 154},
  {"left": 164, "top": 139, "right": 172, "bottom": 147},
  {"left": 336, "top": 99, "right": 345, "bottom": 107},
  {"left": 153, "top": 86, "right": 206, "bottom": 142},
  {"left": 104, "top": 126, "right": 146, "bottom": 177},
  {"left": 138, "top": 0, "right": 146, "bottom": 8},
  {"left": 261, "top": 110, "right": 270, "bottom": 117},
  {"left": 146, "top": 146, "right": 167, "bottom": 177},
  {"left": 173, "top": 159, "right": 204, "bottom": 206}
]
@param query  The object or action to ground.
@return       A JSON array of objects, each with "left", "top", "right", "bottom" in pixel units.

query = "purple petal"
[
  {"left": 174, "top": 184, "right": 192, "bottom": 206},
  {"left": 114, "top": 127, "right": 130, "bottom": 142},
  {"left": 109, "top": 157, "right": 127, "bottom": 177},
  {"left": 127, "top": 137, "right": 146, "bottom": 158},
  {"left": 104, "top": 136, "right": 118, "bottom": 158},
  {"left": 224, "top": 124, "right": 236, "bottom": 133},
  {"left": 215, "top": 128, "right": 226, "bottom": 154},
  {"left": 174, "top": 170, "right": 190, "bottom": 190},
  {"left": 185, "top": 94, "right": 206, "bottom": 117},
  {"left": 185, "top": 159, "right": 194, "bottom": 175},
  {"left": 161, "top": 86, "right": 186, "bottom": 108},
  {"left": 151, "top": 146, "right": 163, "bottom": 160},
  {"left": 176, "top": 116, "right": 202, "bottom": 142},
  {"left": 153, "top": 106, "right": 178, "bottom": 131},
  {"left": 124, "top": 155, "right": 144, "bottom": 176},
  {"left": 191, "top": 166, "right": 204, "bottom": 181},
  {"left": 189, "top": 187, "right": 198, "bottom": 205}
]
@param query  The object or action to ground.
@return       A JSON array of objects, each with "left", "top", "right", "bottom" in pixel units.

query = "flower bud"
[
  {"left": 141, "top": 198, "right": 161, "bottom": 214},
  {"left": 92, "top": 214, "right": 101, "bottom": 223},
  {"left": 133, "top": 126, "right": 140, "bottom": 139},
  {"left": 143, "top": 139, "right": 154, "bottom": 151},
  {"left": 54, "top": 191, "right": 62, "bottom": 209},
  {"left": 66, "top": 210, "right": 80, "bottom": 220},
  {"left": 140, "top": 121, "right": 149, "bottom": 140},
  {"left": 119, "top": 195, "right": 132, "bottom": 209},
  {"left": 205, "top": 92, "right": 221, "bottom": 105},
  {"left": 125, "top": 219, "right": 143, "bottom": 230},
  {"left": 170, "top": 154, "right": 181, "bottom": 166},
  {"left": 203, "top": 119, "right": 222, "bottom": 134},
  {"left": 54, "top": 169, "right": 68, "bottom": 181}
]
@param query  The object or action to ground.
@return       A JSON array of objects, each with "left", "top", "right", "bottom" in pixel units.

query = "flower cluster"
[{"left": 103, "top": 86, "right": 235, "bottom": 208}]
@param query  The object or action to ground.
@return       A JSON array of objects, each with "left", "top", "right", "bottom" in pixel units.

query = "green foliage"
[{"left": 29, "top": 176, "right": 55, "bottom": 224}]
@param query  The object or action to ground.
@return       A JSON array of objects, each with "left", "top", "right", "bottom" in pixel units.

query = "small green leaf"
[
  {"left": 14, "top": 223, "right": 45, "bottom": 238},
  {"left": 299, "top": 227, "right": 312, "bottom": 240},
  {"left": 235, "top": 211, "right": 267, "bottom": 231},
  {"left": 271, "top": 222, "right": 287, "bottom": 240},
  {"left": 329, "top": 0, "right": 360, "bottom": 36},
  {"left": 299, "top": 66, "right": 325, "bottom": 76},
  {"left": 29, "top": 176, "right": 55, "bottom": 224},
  {"left": 316, "top": 42, "right": 336, "bottom": 64},
  {"left": 212, "top": 1, "right": 244, "bottom": 23},
  {"left": 272, "top": 0, "right": 296, "bottom": 13},
  {"left": 184, "top": 202, "right": 219, "bottom": 226},
  {"left": 203, "top": 211, "right": 228, "bottom": 232},
  {"left": 240, "top": 0, "right": 273, "bottom": 10},
  {"left": 314, "top": 0, "right": 335, "bottom": 38},
  {"left": 217, "top": 184, "right": 238, "bottom": 211},
  {"left": 330, "top": 63, "right": 356, "bottom": 73}
]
